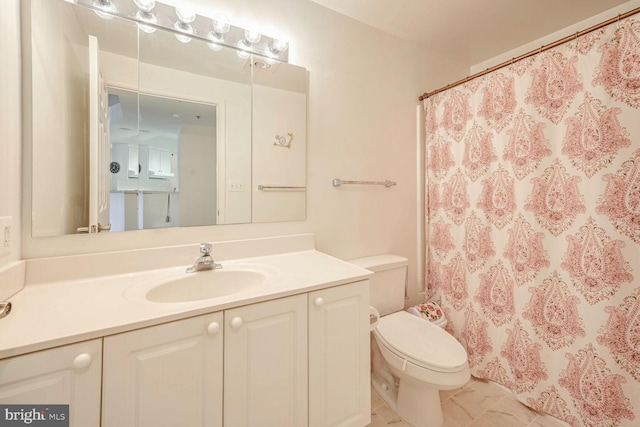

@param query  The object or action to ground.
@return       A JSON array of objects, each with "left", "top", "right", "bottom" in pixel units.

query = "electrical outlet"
[
  {"left": 0, "top": 217, "right": 11, "bottom": 257},
  {"left": 228, "top": 180, "right": 244, "bottom": 192}
]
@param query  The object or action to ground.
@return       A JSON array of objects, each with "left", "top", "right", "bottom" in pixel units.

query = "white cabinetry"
[
  {"left": 102, "top": 312, "right": 223, "bottom": 427},
  {"left": 147, "top": 148, "right": 175, "bottom": 179},
  {"left": 309, "top": 281, "right": 371, "bottom": 427},
  {"left": 224, "top": 294, "right": 308, "bottom": 427},
  {"left": 0, "top": 281, "right": 370, "bottom": 427},
  {"left": 0, "top": 339, "right": 102, "bottom": 427}
]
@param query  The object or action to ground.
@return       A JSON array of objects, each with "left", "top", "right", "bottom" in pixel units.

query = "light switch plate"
[
  {"left": 0, "top": 216, "right": 11, "bottom": 257},
  {"left": 228, "top": 180, "right": 244, "bottom": 192}
]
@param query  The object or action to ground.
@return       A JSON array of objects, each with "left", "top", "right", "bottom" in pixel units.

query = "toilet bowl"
[
  {"left": 372, "top": 311, "right": 469, "bottom": 426},
  {"left": 349, "top": 255, "right": 470, "bottom": 427}
]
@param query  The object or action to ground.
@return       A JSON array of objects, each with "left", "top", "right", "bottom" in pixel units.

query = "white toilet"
[{"left": 350, "top": 255, "right": 470, "bottom": 427}]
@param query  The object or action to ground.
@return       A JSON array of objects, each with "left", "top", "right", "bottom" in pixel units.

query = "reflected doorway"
[{"left": 108, "top": 88, "right": 219, "bottom": 230}]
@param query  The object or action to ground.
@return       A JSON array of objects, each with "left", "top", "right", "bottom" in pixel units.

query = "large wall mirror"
[{"left": 24, "top": 0, "right": 307, "bottom": 237}]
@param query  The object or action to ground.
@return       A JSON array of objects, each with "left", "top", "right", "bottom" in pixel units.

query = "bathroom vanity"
[{"left": 0, "top": 235, "right": 372, "bottom": 427}]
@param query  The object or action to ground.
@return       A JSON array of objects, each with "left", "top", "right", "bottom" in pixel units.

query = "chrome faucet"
[{"left": 186, "top": 243, "right": 222, "bottom": 273}]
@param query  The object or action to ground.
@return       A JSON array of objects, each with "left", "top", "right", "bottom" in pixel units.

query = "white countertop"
[{"left": 0, "top": 250, "right": 371, "bottom": 359}]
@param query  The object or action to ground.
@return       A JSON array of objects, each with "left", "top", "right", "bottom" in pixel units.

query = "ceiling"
[{"left": 308, "top": 0, "right": 632, "bottom": 65}]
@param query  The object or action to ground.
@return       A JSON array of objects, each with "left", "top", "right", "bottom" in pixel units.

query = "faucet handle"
[{"left": 199, "top": 243, "right": 212, "bottom": 256}]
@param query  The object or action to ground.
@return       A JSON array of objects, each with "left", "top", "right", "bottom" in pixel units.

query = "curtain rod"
[{"left": 418, "top": 7, "right": 640, "bottom": 101}]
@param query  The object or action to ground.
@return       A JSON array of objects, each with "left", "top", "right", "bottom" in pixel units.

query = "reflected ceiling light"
[
  {"left": 253, "top": 59, "right": 271, "bottom": 69},
  {"left": 93, "top": 0, "right": 118, "bottom": 19}
]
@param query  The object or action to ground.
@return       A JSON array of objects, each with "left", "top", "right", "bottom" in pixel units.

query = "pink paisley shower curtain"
[{"left": 424, "top": 14, "right": 640, "bottom": 427}]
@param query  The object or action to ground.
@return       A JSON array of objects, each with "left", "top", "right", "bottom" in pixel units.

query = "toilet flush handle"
[{"left": 402, "top": 359, "right": 408, "bottom": 372}]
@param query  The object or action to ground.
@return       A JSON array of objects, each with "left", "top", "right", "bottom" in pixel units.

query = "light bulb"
[
  {"left": 175, "top": 3, "right": 196, "bottom": 24},
  {"left": 271, "top": 34, "right": 289, "bottom": 52},
  {"left": 93, "top": 0, "right": 117, "bottom": 19},
  {"left": 208, "top": 42, "right": 223, "bottom": 52},
  {"left": 175, "top": 33, "right": 192, "bottom": 43},
  {"left": 134, "top": 0, "right": 155, "bottom": 13},
  {"left": 174, "top": 20, "right": 193, "bottom": 43},
  {"left": 212, "top": 14, "right": 230, "bottom": 34},
  {"left": 208, "top": 31, "right": 223, "bottom": 43},
  {"left": 175, "top": 20, "right": 192, "bottom": 31},
  {"left": 236, "top": 39, "right": 250, "bottom": 51},
  {"left": 244, "top": 29, "right": 261, "bottom": 45},
  {"left": 136, "top": 10, "right": 157, "bottom": 33}
]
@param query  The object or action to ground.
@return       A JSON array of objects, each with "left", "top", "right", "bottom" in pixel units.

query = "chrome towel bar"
[
  {"left": 258, "top": 185, "right": 306, "bottom": 190},
  {"left": 332, "top": 179, "right": 397, "bottom": 188}
]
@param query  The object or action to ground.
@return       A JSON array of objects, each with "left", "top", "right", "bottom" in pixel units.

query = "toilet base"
[
  {"left": 372, "top": 371, "right": 399, "bottom": 412},
  {"left": 372, "top": 372, "right": 444, "bottom": 427}
]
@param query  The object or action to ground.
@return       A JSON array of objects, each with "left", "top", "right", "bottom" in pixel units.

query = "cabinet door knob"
[
  {"left": 314, "top": 297, "right": 324, "bottom": 307},
  {"left": 231, "top": 317, "right": 243, "bottom": 329},
  {"left": 207, "top": 321, "right": 220, "bottom": 336},
  {"left": 73, "top": 353, "right": 92, "bottom": 369}
]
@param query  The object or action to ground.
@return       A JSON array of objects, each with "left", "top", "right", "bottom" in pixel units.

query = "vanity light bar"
[{"left": 75, "top": 0, "right": 289, "bottom": 62}]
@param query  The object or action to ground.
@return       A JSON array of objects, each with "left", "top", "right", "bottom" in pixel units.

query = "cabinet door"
[
  {"left": 0, "top": 339, "right": 102, "bottom": 427},
  {"left": 102, "top": 312, "right": 223, "bottom": 427},
  {"left": 309, "top": 281, "right": 371, "bottom": 427},
  {"left": 224, "top": 295, "right": 307, "bottom": 427}
]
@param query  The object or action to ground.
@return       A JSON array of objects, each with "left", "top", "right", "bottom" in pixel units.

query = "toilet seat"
[{"left": 374, "top": 311, "right": 467, "bottom": 373}]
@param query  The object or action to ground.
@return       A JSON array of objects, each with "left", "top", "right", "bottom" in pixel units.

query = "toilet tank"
[{"left": 348, "top": 254, "right": 408, "bottom": 316}]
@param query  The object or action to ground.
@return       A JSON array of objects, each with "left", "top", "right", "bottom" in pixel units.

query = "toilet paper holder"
[
  {"left": 369, "top": 306, "right": 380, "bottom": 331},
  {"left": 0, "top": 302, "right": 12, "bottom": 319}
]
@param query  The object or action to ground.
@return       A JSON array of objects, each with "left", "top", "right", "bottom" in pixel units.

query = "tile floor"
[{"left": 368, "top": 376, "right": 568, "bottom": 427}]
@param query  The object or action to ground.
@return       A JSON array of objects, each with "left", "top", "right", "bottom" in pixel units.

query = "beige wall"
[
  {"left": 180, "top": 123, "right": 218, "bottom": 227},
  {"left": 252, "top": 84, "right": 306, "bottom": 223},
  {"left": 0, "top": 0, "right": 22, "bottom": 269},
  {"left": 29, "top": 0, "right": 88, "bottom": 236},
  {"left": 12, "top": 0, "right": 469, "bottom": 306}
]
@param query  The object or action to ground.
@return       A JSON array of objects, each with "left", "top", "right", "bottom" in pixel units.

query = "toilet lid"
[{"left": 375, "top": 311, "right": 467, "bottom": 372}]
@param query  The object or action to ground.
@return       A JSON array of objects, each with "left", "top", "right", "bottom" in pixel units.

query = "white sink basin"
[{"left": 124, "top": 263, "right": 277, "bottom": 303}]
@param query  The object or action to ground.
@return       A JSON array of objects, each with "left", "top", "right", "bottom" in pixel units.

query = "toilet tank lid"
[{"left": 348, "top": 254, "right": 408, "bottom": 272}]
